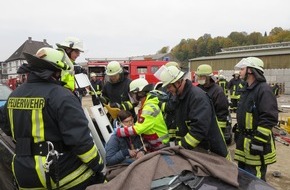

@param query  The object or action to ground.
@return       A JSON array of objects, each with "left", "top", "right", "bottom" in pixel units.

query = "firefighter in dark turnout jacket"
[
  {"left": 3, "top": 47, "right": 104, "bottom": 189},
  {"left": 196, "top": 64, "right": 231, "bottom": 145},
  {"left": 228, "top": 70, "right": 244, "bottom": 113},
  {"left": 102, "top": 61, "right": 136, "bottom": 119},
  {"left": 234, "top": 57, "right": 278, "bottom": 181},
  {"left": 89, "top": 72, "right": 103, "bottom": 105},
  {"left": 158, "top": 66, "right": 228, "bottom": 158}
]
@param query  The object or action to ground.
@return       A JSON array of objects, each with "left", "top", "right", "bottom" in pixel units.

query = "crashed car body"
[{"left": 86, "top": 146, "right": 275, "bottom": 190}]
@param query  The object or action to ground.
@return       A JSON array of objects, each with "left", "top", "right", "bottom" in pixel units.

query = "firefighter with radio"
[
  {"left": 56, "top": 37, "right": 87, "bottom": 102},
  {"left": 102, "top": 61, "right": 136, "bottom": 120},
  {"left": 234, "top": 57, "right": 278, "bottom": 181},
  {"left": 3, "top": 47, "right": 104, "bottom": 189},
  {"left": 157, "top": 65, "right": 228, "bottom": 158},
  {"left": 116, "top": 78, "right": 169, "bottom": 152},
  {"left": 228, "top": 70, "right": 244, "bottom": 113},
  {"left": 196, "top": 64, "right": 232, "bottom": 145}
]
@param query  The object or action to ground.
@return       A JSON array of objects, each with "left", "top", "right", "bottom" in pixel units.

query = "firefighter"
[
  {"left": 271, "top": 83, "right": 280, "bottom": 97},
  {"left": 116, "top": 78, "right": 169, "bottom": 152},
  {"left": 157, "top": 62, "right": 181, "bottom": 143},
  {"left": 56, "top": 37, "right": 87, "bottom": 102},
  {"left": 228, "top": 70, "right": 244, "bottom": 113},
  {"left": 3, "top": 47, "right": 104, "bottom": 189},
  {"left": 15, "top": 78, "right": 22, "bottom": 88},
  {"left": 234, "top": 57, "right": 278, "bottom": 181},
  {"left": 218, "top": 75, "right": 228, "bottom": 96},
  {"left": 158, "top": 66, "right": 228, "bottom": 157},
  {"left": 102, "top": 61, "right": 136, "bottom": 120},
  {"left": 89, "top": 72, "right": 103, "bottom": 105},
  {"left": 196, "top": 64, "right": 231, "bottom": 145}
]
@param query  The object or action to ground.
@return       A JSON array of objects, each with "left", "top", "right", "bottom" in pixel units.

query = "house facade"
[{"left": 0, "top": 37, "right": 52, "bottom": 84}]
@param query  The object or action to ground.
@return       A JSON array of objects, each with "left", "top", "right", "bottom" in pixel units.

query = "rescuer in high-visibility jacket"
[
  {"left": 116, "top": 78, "right": 169, "bottom": 152},
  {"left": 196, "top": 64, "right": 231, "bottom": 145},
  {"left": 228, "top": 70, "right": 244, "bottom": 113},
  {"left": 157, "top": 65, "right": 228, "bottom": 158},
  {"left": 3, "top": 47, "right": 104, "bottom": 189},
  {"left": 56, "top": 37, "right": 87, "bottom": 102},
  {"left": 234, "top": 57, "right": 278, "bottom": 181}
]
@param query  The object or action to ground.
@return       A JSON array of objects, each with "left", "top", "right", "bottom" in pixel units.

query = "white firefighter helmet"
[
  {"left": 159, "top": 66, "right": 184, "bottom": 87},
  {"left": 105, "top": 61, "right": 123, "bottom": 76},
  {"left": 232, "top": 70, "right": 240, "bottom": 77},
  {"left": 219, "top": 75, "right": 225, "bottom": 80},
  {"left": 196, "top": 64, "right": 213, "bottom": 76},
  {"left": 90, "top": 72, "right": 97, "bottom": 77},
  {"left": 235, "top": 57, "right": 264, "bottom": 73},
  {"left": 23, "top": 47, "right": 73, "bottom": 72},
  {"left": 129, "top": 78, "right": 149, "bottom": 92},
  {"left": 56, "top": 37, "right": 84, "bottom": 52},
  {"left": 165, "top": 61, "right": 180, "bottom": 69}
]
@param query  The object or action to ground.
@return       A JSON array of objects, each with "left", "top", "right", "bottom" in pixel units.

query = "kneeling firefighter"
[{"left": 3, "top": 47, "right": 104, "bottom": 189}]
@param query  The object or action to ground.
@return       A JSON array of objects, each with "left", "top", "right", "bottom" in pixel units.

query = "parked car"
[
  {"left": 0, "top": 84, "right": 12, "bottom": 107},
  {"left": 0, "top": 84, "right": 16, "bottom": 189}
]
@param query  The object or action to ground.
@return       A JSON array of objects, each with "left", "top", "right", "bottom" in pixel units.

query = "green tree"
[
  {"left": 157, "top": 46, "right": 169, "bottom": 54},
  {"left": 272, "top": 30, "right": 290, "bottom": 42},
  {"left": 247, "top": 32, "right": 265, "bottom": 45},
  {"left": 269, "top": 27, "right": 284, "bottom": 36},
  {"left": 228, "top": 31, "right": 247, "bottom": 46}
]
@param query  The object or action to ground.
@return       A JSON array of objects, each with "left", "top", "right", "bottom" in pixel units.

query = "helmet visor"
[{"left": 234, "top": 58, "right": 249, "bottom": 70}]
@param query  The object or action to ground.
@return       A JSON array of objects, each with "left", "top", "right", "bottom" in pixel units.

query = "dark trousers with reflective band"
[
  {"left": 238, "top": 162, "right": 267, "bottom": 181},
  {"left": 65, "top": 172, "right": 105, "bottom": 190},
  {"left": 230, "top": 99, "right": 239, "bottom": 112}
]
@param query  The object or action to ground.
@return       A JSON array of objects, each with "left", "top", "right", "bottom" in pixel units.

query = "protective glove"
[
  {"left": 121, "top": 101, "right": 135, "bottom": 110},
  {"left": 253, "top": 126, "right": 271, "bottom": 143},
  {"left": 250, "top": 126, "right": 271, "bottom": 155}
]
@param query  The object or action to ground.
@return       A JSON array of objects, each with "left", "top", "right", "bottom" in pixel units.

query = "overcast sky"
[{"left": 0, "top": 0, "right": 289, "bottom": 62}]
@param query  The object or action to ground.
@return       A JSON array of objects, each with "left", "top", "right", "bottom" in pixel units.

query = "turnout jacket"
[
  {"left": 102, "top": 75, "right": 135, "bottom": 116},
  {"left": 102, "top": 76, "right": 131, "bottom": 105},
  {"left": 228, "top": 77, "right": 243, "bottom": 99},
  {"left": 234, "top": 81, "right": 278, "bottom": 166},
  {"left": 4, "top": 74, "right": 103, "bottom": 189},
  {"left": 198, "top": 82, "right": 229, "bottom": 123},
  {"left": 175, "top": 80, "right": 228, "bottom": 157}
]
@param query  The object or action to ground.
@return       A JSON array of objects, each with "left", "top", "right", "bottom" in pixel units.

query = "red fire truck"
[{"left": 86, "top": 58, "right": 169, "bottom": 84}]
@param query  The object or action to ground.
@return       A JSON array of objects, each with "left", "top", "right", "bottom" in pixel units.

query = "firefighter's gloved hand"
[
  {"left": 178, "top": 139, "right": 194, "bottom": 150},
  {"left": 110, "top": 102, "right": 121, "bottom": 109},
  {"left": 121, "top": 101, "right": 135, "bottom": 110}
]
